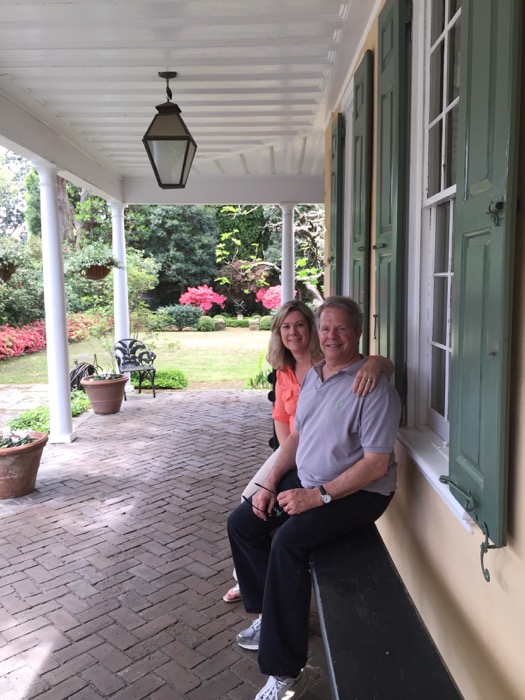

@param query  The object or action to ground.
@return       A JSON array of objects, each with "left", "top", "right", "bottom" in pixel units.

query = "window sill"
[{"left": 397, "top": 426, "right": 474, "bottom": 533}]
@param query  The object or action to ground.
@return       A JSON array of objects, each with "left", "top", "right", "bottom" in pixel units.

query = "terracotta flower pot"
[
  {"left": 0, "top": 431, "right": 49, "bottom": 499},
  {"left": 82, "top": 264, "right": 111, "bottom": 281},
  {"left": 80, "top": 374, "right": 128, "bottom": 414}
]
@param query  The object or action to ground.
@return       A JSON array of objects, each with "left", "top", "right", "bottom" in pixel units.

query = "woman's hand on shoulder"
[{"left": 353, "top": 355, "right": 394, "bottom": 396}]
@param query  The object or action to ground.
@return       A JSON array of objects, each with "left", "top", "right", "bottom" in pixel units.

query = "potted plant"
[
  {"left": 0, "top": 237, "right": 25, "bottom": 283},
  {"left": 0, "top": 428, "right": 49, "bottom": 499},
  {"left": 80, "top": 369, "right": 128, "bottom": 414},
  {"left": 66, "top": 242, "right": 122, "bottom": 281}
]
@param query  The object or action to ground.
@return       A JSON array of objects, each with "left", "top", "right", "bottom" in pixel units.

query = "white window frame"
[{"left": 398, "top": 0, "right": 473, "bottom": 531}]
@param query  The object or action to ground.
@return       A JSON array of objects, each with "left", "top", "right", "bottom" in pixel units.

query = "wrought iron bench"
[{"left": 113, "top": 338, "right": 157, "bottom": 397}]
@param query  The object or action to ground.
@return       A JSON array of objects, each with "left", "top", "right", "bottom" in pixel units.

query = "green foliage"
[
  {"left": 6, "top": 390, "right": 90, "bottom": 434},
  {"left": 125, "top": 205, "right": 219, "bottom": 305},
  {"left": 196, "top": 315, "right": 215, "bottom": 332},
  {"left": 71, "top": 389, "right": 91, "bottom": 415},
  {"left": 130, "top": 368, "right": 188, "bottom": 390},
  {"left": 75, "top": 195, "right": 112, "bottom": 244},
  {"left": 0, "top": 150, "right": 30, "bottom": 236},
  {"left": 0, "top": 241, "right": 44, "bottom": 325},
  {"left": 24, "top": 169, "right": 41, "bottom": 237},
  {"left": 0, "top": 236, "right": 26, "bottom": 269},
  {"left": 224, "top": 318, "right": 250, "bottom": 328},
  {"left": 155, "top": 304, "right": 202, "bottom": 331},
  {"left": 245, "top": 349, "right": 272, "bottom": 389},
  {"left": 259, "top": 315, "right": 273, "bottom": 330},
  {"left": 7, "top": 406, "right": 50, "bottom": 433}
]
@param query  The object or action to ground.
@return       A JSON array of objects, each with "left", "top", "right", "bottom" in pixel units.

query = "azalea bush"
[
  {"left": 0, "top": 313, "right": 96, "bottom": 361},
  {"left": 255, "top": 285, "right": 294, "bottom": 311},
  {"left": 179, "top": 285, "right": 227, "bottom": 313}
]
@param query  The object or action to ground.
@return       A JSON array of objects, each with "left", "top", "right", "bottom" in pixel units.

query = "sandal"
[{"left": 222, "top": 584, "right": 242, "bottom": 603}]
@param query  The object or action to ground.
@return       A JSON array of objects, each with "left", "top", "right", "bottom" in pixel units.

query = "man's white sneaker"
[
  {"left": 254, "top": 669, "right": 308, "bottom": 699},
  {"left": 236, "top": 616, "right": 262, "bottom": 650}
]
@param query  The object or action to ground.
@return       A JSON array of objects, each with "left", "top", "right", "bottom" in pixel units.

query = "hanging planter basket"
[
  {"left": 82, "top": 264, "right": 112, "bottom": 281},
  {"left": 0, "top": 263, "right": 17, "bottom": 283},
  {"left": 0, "top": 432, "right": 49, "bottom": 499}
]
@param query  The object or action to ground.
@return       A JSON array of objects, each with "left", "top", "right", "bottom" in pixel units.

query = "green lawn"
[{"left": 0, "top": 328, "right": 272, "bottom": 389}]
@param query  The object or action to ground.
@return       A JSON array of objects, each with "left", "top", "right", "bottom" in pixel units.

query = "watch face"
[{"left": 322, "top": 493, "right": 331, "bottom": 504}]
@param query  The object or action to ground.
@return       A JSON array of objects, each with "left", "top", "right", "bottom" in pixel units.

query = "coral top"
[{"left": 272, "top": 365, "right": 301, "bottom": 433}]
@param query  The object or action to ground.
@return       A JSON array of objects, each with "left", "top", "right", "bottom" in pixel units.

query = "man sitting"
[{"left": 227, "top": 296, "right": 401, "bottom": 700}]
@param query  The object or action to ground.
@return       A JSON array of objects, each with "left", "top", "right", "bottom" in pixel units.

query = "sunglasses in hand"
[{"left": 243, "top": 483, "right": 285, "bottom": 517}]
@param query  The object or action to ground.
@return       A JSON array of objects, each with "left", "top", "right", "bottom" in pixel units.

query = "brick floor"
[{"left": 0, "top": 390, "right": 330, "bottom": 700}]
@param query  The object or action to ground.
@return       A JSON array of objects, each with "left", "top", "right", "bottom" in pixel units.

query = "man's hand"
[
  {"left": 251, "top": 487, "right": 277, "bottom": 521},
  {"left": 277, "top": 488, "right": 321, "bottom": 515}
]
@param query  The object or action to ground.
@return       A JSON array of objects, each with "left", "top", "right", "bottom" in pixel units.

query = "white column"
[
  {"left": 280, "top": 203, "right": 296, "bottom": 303},
  {"left": 110, "top": 201, "right": 130, "bottom": 343},
  {"left": 37, "top": 165, "right": 75, "bottom": 443}
]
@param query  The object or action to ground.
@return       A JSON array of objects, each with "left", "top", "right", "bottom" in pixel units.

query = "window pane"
[
  {"left": 447, "top": 19, "right": 461, "bottom": 104},
  {"left": 430, "top": 43, "right": 444, "bottom": 121},
  {"left": 449, "top": 0, "right": 461, "bottom": 19},
  {"left": 445, "top": 104, "right": 459, "bottom": 188},
  {"left": 428, "top": 121, "right": 443, "bottom": 196},
  {"left": 432, "top": 277, "right": 447, "bottom": 345},
  {"left": 434, "top": 202, "right": 450, "bottom": 272},
  {"left": 431, "top": 0, "right": 445, "bottom": 44},
  {"left": 431, "top": 346, "right": 446, "bottom": 416}
]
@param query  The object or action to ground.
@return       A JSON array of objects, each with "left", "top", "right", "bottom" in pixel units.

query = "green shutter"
[
  {"left": 351, "top": 50, "right": 373, "bottom": 354},
  {"left": 329, "top": 113, "right": 345, "bottom": 294},
  {"left": 446, "top": 0, "right": 521, "bottom": 551},
  {"left": 375, "top": 0, "right": 409, "bottom": 398}
]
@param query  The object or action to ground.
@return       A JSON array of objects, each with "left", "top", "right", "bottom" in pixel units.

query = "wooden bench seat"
[{"left": 309, "top": 524, "right": 463, "bottom": 700}]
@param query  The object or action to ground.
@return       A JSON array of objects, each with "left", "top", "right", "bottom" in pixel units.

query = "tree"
[
  {"left": 125, "top": 205, "right": 219, "bottom": 306},
  {"left": 215, "top": 204, "right": 325, "bottom": 306},
  {"left": 0, "top": 149, "right": 30, "bottom": 237}
]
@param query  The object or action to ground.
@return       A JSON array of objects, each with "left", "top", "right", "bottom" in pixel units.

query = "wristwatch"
[{"left": 319, "top": 485, "right": 332, "bottom": 504}]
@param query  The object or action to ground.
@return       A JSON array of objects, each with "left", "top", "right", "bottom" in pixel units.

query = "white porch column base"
[
  {"left": 37, "top": 165, "right": 76, "bottom": 443},
  {"left": 280, "top": 203, "right": 296, "bottom": 303}
]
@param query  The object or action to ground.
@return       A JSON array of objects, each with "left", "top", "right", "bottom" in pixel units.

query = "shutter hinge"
[
  {"left": 440, "top": 477, "right": 496, "bottom": 582},
  {"left": 438, "top": 475, "right": 477, "bottom": 511},
  {"left": 480, "top": 523, "right": 496, "bottom": 583}
]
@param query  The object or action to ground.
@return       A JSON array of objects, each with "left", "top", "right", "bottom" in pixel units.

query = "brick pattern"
[{"left": 0, "top": 390, "right": 330, "bottom": 699}]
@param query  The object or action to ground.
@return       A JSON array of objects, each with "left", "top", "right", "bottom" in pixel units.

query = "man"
[{"left": 227, "top": 296, "right": 401, "bottom": 700}]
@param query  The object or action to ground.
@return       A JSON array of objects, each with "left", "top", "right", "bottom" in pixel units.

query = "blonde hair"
[{"left": 266, "top": 300, "right": 321, "bottom": 370}]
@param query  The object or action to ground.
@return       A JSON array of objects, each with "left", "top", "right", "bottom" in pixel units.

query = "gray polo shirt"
[{"left": 294, "top": 358, "right": 401, "bottom": 496}]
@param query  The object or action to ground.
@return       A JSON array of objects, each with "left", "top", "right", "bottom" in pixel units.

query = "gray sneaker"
[
  {"left": 236, "top": 616, "right": 262, "bottom": 650},
  {"left": 254, "top": 669, "right": 308, "bottom": 699}
]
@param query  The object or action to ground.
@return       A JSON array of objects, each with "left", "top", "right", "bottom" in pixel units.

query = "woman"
[{"left": 222, "top": 299, "right": 393, "bottom": 603}]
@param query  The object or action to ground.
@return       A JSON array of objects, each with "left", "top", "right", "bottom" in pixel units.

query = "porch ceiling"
[{"left": 0, "top": 0, "right": 374, "bottom": 204}]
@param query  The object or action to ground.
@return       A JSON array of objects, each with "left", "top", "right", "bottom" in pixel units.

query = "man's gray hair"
[{"left": 315, "top": 296, "right": 363, "bottom": 331}]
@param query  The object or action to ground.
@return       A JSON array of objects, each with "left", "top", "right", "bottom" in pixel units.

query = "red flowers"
[
  {"left": 179, "top": 285, "right": 227, "bottom": 313},
  {"left": 0, "top": 313, "right": 96, "bottom": 361}
]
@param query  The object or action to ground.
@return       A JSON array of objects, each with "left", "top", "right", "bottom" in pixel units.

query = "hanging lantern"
[{"left": 143, "top": 71, "right": 197, "bottom": 189}]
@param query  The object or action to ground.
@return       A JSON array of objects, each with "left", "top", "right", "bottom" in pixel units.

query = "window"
[{"left": 421, "top": 0, "right": 461, "bottom": 442}]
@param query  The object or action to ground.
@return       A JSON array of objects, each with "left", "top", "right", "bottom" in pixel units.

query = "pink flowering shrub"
[
  {"left": 0, "top": 313, "right": 97, "bottom": 361},
  {"left": 255, "top": 285, "right": 295, "bottom": 311},
  {"left": 179, "top": 285, "right": 227, "bottom": 313}
]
